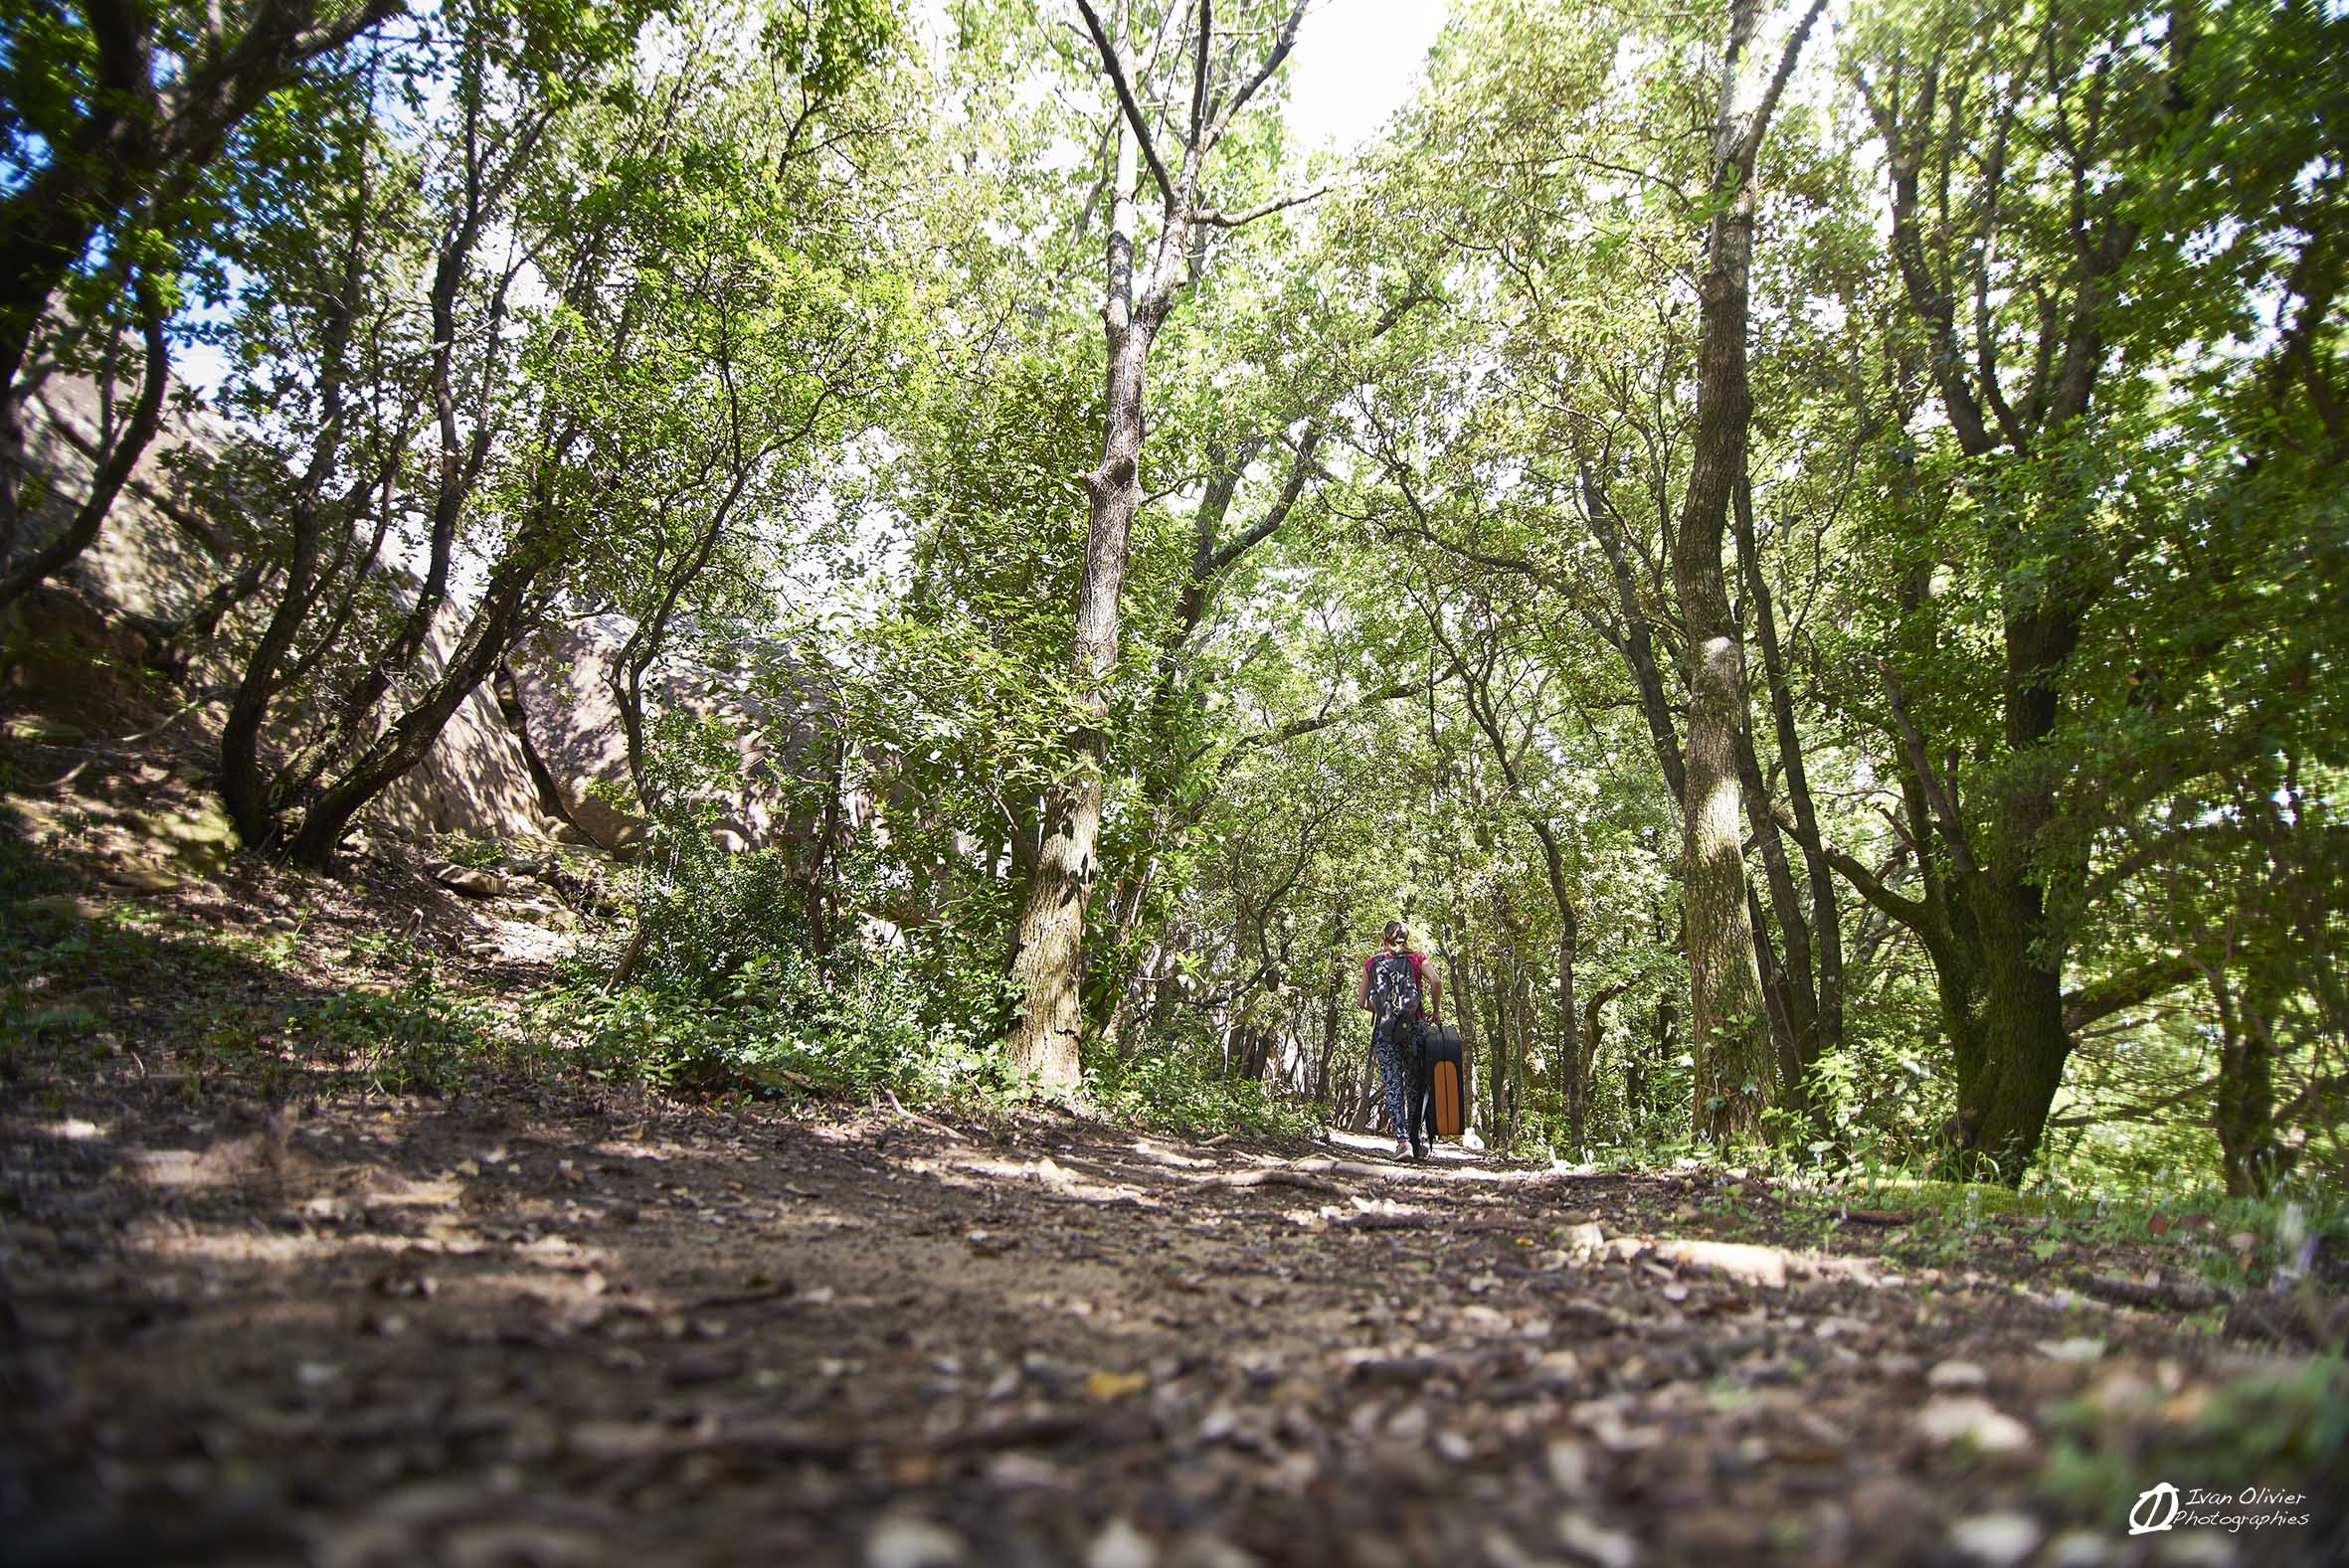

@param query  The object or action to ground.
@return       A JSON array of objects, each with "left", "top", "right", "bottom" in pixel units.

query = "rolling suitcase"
[{"left": 1420, "top": 1023, "right": 1465, "bottom": 1137}]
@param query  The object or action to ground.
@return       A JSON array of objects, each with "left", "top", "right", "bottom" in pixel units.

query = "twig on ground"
[
  {"left": 1839, "top": 1208, "right": 1916, "bottom": 1225},
  {"left": 883, "top": 1089, "right": 967, "bottom": 1142},
  {"left": 2078, "top": 1273, "right": 2231, "bottom": 1313},
  {"left": 687, "top": 1284, "right": 798, "bottom": 1310},
  {"left": 1196, "top": 1169, "right": 1348, "bottom": 1196}
]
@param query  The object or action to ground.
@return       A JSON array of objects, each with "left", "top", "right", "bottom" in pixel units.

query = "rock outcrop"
[
  {"left": 8, "top": 376, "right": 847, "bottom": 862},
  {"left": 504, "top": 616, "right": 840, "bottom": 857},
  {"left": 8, "top": 376, "right": 554, "bottom": 847}
]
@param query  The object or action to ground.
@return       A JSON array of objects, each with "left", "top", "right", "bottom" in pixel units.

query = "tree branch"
[
  {"left": 1188, "top": 0, "right": 1212, "bottom": 148},
  {"left": 1878, "top": 658, "right": 1980, "bottom": 881},
  {"left": 1212, "top": 655, "right": 1467, "bottom": 767},
  {"left": 1074, "top": 0, "right": 1176, "bottom": 210},
  {"left": 1205, "top": 0, "right": 1310, "bottom": 146},
  {"left": 1737, "top": 0, "right": 1830, "bottom": 169},
  {"left": 1197, "top": 183, "right": 1328, "bottom": 228},
  {"left": 2063, "top": 955, "right": 2198, "bottom": 1034}
]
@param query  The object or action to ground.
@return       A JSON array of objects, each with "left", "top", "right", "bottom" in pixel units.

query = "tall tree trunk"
[
  {"left": 2215, "top": 996, "right": 2284, "bottom": 1198},
  {"left": 1734, "top": 471, "right": 1844, "bottom": 1120},
  {"left": 1531, "top": 820, "right": 1584, "bottom": 1155},
  {"left": 1673, "top": 0, "right": 1822, "bottom": 1142},
  {"left": 1003, "top": 113, "right": 1163, "bottom": 1093}
]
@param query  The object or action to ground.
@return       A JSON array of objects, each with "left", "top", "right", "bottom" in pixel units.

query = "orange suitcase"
[{"left": 1422, "top": 1024, "right": 1465, "bottom": 1137}]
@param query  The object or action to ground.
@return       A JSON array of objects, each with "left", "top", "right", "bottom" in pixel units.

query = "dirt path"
[{"left": 6, "top": 1068, "right": 2342, "bottom": 1568}]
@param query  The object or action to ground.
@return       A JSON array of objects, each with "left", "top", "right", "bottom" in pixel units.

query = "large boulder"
[
  {"left": 10, "top": 376, "right": 555, "bottom": 848},
  {"left": 505, "top": 616, "right": 837, "bottom": 856}
]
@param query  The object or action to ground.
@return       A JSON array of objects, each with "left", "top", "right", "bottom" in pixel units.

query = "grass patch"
[{"left": 2041, "top": 1355, "right": 2347, "bottom": 1523}]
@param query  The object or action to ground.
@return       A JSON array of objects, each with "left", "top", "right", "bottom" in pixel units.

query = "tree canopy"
[{"left": 5, "top": 0, "right": 2343, "bottom": 1198}]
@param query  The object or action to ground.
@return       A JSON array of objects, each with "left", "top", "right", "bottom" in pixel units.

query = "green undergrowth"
[
  {"left": 0, "top": 817, "right": 1327, "bottom": 1132},
  {"left": 1748, "top": 1166, "right": 2349, "bottom": 1298},
  {"left": 530, "top": 951, "right": 1011, "bottom": 1106},
  {"left": 2041, "top": 1354, "right": 2349, "bottom": 1525},
  {"left": 1084, "top": 1043, "right": 1322, "bottom": 1140}
]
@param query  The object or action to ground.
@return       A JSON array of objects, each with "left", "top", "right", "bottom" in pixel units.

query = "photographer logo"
[{"left": 2128, "top": 1482, "right": 2180, "bottom": 1535}]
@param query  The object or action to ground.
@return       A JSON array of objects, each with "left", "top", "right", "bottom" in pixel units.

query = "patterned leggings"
[{"left": 1372, "top": 1021, "right": 1419, "bottom": 1138}]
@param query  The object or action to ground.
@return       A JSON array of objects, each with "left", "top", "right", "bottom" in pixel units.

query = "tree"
[
  {"left": 0, "top": 0, "right": 404, "bottom": 611},
  {"left": 1668, "top": 0, "right": 1826, "bottom": 1141},
  {"left": 1001, "top": 0, "right": 1316, "bottom": 1093},
  {"left": 1799, "top": 0, "right": 2349, "bottom": 1178},
  {"left": 207, "top": 0, "right": 897, "bottom": 866}
]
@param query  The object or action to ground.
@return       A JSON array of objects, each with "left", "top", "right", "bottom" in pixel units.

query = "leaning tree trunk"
[{"left": 283, "top": 543, "right": 545, "bottom": 868}]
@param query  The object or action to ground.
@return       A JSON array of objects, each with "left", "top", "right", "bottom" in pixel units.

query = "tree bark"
[
  {"left": 1003, "top": 107, "right": 1164, "bottom": 1092},
  {"left": 1734, "top": 471, "right": 1844, "bottom": 1116},
  {"left": 0, "top": 276, "right": 169, "bottom": 614},
  {"left": 1674, "top": 0, "right": 1823, "bottom": 1143}
]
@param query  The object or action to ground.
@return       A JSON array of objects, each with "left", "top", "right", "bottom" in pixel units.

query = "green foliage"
[
  {"left": 9, "top": 0, "right": 2342, "bottom": 1186},
  {"left": 2044, "top": 1356, "right": 2349, "bottom": 1523},
  {"left": 437, "top": 832, "right": 508, "bottom": 871},
  {"left": 542, "top": 946, "right": 1005, "bottom": 1100},
  {"left": 283, "top": 970, "right": 506, "bottom": 1095},
  {"left": 1086, "top": 1042, "right": 1322, "bottom": 1141}
]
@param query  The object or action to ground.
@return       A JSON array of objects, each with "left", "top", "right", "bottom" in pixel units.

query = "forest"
[{"left": 2, "top": 0, "right": 2346, "bottom": 1560}]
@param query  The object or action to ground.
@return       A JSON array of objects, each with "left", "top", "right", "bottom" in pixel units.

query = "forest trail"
[{"left": 7, "top": 1058, "right": 2341, "bottom": 1566}]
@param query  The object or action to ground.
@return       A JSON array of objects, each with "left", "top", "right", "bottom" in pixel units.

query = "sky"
[{"left": 1284, "top": 0, "right": 1452, "bottom": 152}]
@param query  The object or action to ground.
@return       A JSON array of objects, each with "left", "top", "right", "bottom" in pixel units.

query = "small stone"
[
  {"left": 1555, "top": 1511, "right": 1637, "bottom": 1568},
  {"left": 1927, "top": 1359, "right": 1989, "bottom": 1390},
  {"left": 1087, "top": 1518, "right": 1159, "bottom": 1568},
  {"left": 2035, "top": 1338, "right": 2106, "bottom": 1363},
  {"left": 1915, "top": 1396, "right": 2033, "bottom": 1455},
  {"left": 1561, "top": 1223, "right": 1605, "bottom": 1251},
  {"left": 1545, "top": 1439, "right": 1591, "bottom": 1493},
  {"left": 1949, "top": 1512, "right": 2043, "bottom": 1567},
  {"left": 1654, "top": 1239, "right": 1787, "bottom": 1289},
  {"left": 865, "top": 1516, "right": 967, "bottom": 1568},
  {"left": 103, "top": 866, "right": 184, "bottom": 894},
  {"left": 26, "top": 893, "right": 107, "bottom": 921},
  {"left": 432, "top": 863, "right": 507, "bottom": 897}
]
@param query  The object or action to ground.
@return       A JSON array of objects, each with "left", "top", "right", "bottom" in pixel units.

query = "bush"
[
  {"left": 544, "top": 942, "right": 1009, "bottom": 1102},
  {"left": 1085, "top": 1039, "right": 1321, "bottom": 1139}
]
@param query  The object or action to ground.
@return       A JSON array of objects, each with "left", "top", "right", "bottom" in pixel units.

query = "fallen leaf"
[
  {"left": 1915, "top": 1396, "right": 2033, "bottom": 1455},
  {"left": 1087, "top": 1369, "right": 1148, "bottom": 1401}
]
